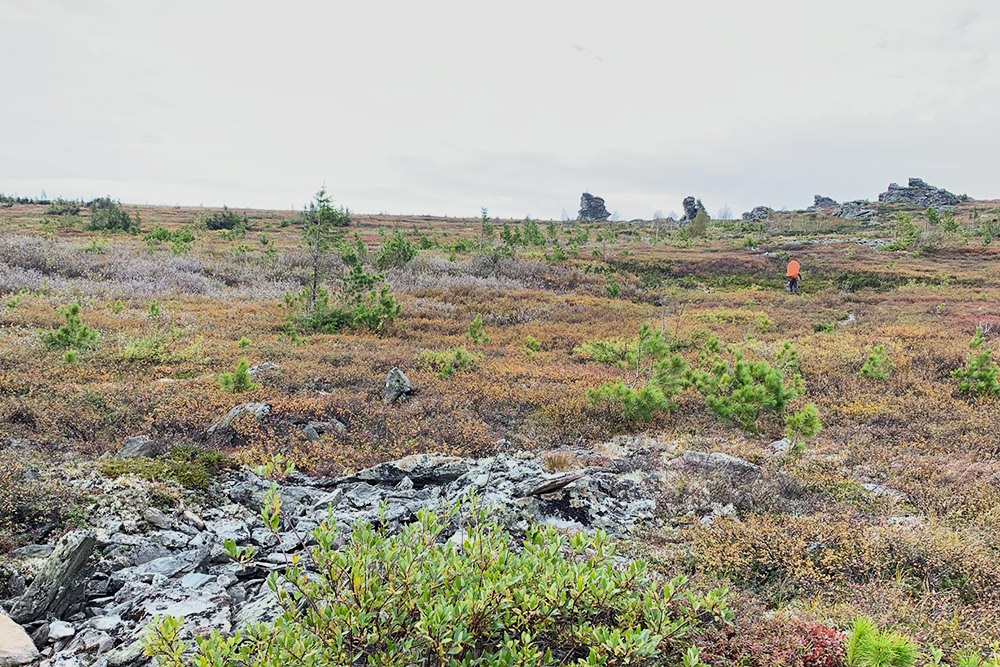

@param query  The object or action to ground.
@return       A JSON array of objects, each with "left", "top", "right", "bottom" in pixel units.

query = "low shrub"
[
  {"left": 845, "top": 617, "right": 916, "bottom": 667},
  {"left": 87, "top": 199, "right": 140, "bottom": 233},
  {"left": 219, "top": 358, "right": 258, "bottom": 393},
  {"left": 144, "top": 503, "right": 732, "bottom": 666},
  {"left": 204, "top": 206, "right": 248, "bottom": 231},
  {"left": 951, "top": 327, "right": 999, "bottom": 396},
  {"left": 46, "top": 199, "right": 80, "bottom": 216},
  {"left": 859, "top": 346, "right": 894, "bottom": 381},
  {"left": 98, "top": 447, "right": 226, "bottom": 490},
  {"left": 418, "top": 347, "right": 481, "bottom": 378},
  {"left": 40, "top": 301, "right": 99, "bottom": 350},
  {"left": 376, "top": 228, "right": 417, "bottom": 268},
  {"left": 465, "top": 313, "right": 490, "bottom": 345}
]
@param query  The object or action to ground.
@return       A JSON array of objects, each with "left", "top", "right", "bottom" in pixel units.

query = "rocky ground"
[{"left": 0, "top": 435, "right": 776, "bottom": 667}]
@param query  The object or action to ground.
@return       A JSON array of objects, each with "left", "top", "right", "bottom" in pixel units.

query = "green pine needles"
[
  {"left": 859, "top": 345, "right": 894, "bottom": 381},
  {"left": 218, "top": 358, "right": 258, "bottom": 394},
  {"left": 845, "top": 617, "right": 917, "bottom": 667},
  {"left": 40, "top": 301, "right": 99, "bottom": 351},
  {"left": 952, "top": 327, "right": 1000, "bottom": 396}
]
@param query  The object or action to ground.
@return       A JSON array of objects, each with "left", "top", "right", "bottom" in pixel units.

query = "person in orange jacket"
[{"left": 786, "top": 259, "right": 800, "bottom": 294}]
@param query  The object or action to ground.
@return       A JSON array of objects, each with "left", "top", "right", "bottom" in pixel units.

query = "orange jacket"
[{"left": 786, "top": 260, "right": 800, "bottom": 279}]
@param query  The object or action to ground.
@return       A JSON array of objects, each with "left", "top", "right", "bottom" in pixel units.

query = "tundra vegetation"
[{"left": 1, "top": 195, "right": 1000, "bottom": 665}]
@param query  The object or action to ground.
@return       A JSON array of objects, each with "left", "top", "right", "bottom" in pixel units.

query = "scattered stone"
[
  {"left": 832, "top": 200, "right": 876, "bottom": 220},
  {"left": 114, "top": 435, "right": 159, "bottom": 459},
  {"left": 47, "top": 621, "right": 75, "bottom": 641},
  {"left": 142, "top": 508, "right": 173, "bottom": 531},
  {"left": 0, "top": 614, "right": 38, "bottom": 666},
  {"left": 383, "top": 368, "right": 413, "bottom": 405},
  {"left": 878, "top": 177, "right": 958, "bottom": 208},
  {"left": 207, "top": 403, "right": 271, "bottom": 442},
  {"left": 10, "top": 531, "right": 96, "bottom": 624},
  {"left": 577, "top": 192, "right": 611, "bottom": 222},
  {"left": 741, "top": 206, "right": 772, "bottom": 223},
  {"left": 769, "top": 438, "right": 792, "bottom": 456},
  {"left": 674, "top": 451, "right": 760, "bottom": 476},
  {"left": 246, "top": 363, "right": 279, "bottom": 380}
]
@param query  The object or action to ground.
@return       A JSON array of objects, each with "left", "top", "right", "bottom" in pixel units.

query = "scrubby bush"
[
  {"left": 951, "top": 327, "right": 999, "bottom": 396},
  {"left": 845, "top": 617, "right": 916, "bottom": 667},
  {"left": 376, "top": 228, "right": 417, "bottom": 268},
  {"left": 418, "top": 347, "right": 481, "bottom": 378},
  {"left": 87, "top": 198, "right": 140, "bottom": 233},
  {"left": 204, "top": 206, "right": 249, "bottom": 231},
  {"left": 145, "top": 503, "right": 731, "bottom": 666},
  {"left": 786, "top": 403, "right": 822, "bottom": 445},
  {"left": 465, "top": 313, "right": 490, "bottom": 344},
  {"left": 586, "top": 324, "right": 689, "bottom": 424},
  {"left": 219, "top": 358, "right": 258, "bottom": 393},
  {"left": 40, "top": 301, "right": 99, "bottom": 350},
  {"left": 46, "top": 199, "right": 80, "bottom": 216},
  {"left": 687, "top": 337, "right": 804, "bottom": 433},
  {"left": 859, "top": 346, "right": 894, "bottom": 381}
]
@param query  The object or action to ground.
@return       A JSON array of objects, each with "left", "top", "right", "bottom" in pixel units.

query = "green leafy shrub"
[
  {"left": 859, "top": 346, "right": 894, "bottom": 381},
  {"left": 40, "top": 302, "right": 99, "bottom": 350},
  {"left": 687, "top": 337, "right": 804, "bottom": 433},
  {"left": 147, "top": 299, "right": 162, "bottom": 318},
  {"left": 845, "top": 617, "right": 917, "bottom": 667},
  {"left": 576, "top": 337, "right": 637, "bottom": 367},
  {"left": 87, "top": 199, "right": 140, "bottom": 233},
  {"left": 376, "top": 229, "right": 417, "bottom": 268},
  {"left": 465, "top": 313, "right": 490, "bottom": 345},
  {"left": 218, "top": 358, "right": 258, "bottom": 394},
  {"left": 951, "top": 327, "right": 1000, "bottom": 396},
  {"left": 144, "top": 502, "right": 731, "bottom": 666},
  {"left": 418, "top": 347, "right": 481, "bottom": 378},
  {"left": 352, "top": 284, "right": 402, "bottom": 334}
]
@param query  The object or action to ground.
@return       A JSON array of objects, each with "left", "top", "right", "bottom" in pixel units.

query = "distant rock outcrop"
[
  {"left": 679, "top": 196, "right": 708, "bottom": 224},
  {"left": 741, "top": 206, "right": 772, "bottom": 223},
  {"left": 832, "top": 201, "right": 876, "bottom": 220},
  {"left": 878, "top": 178, "right": 958, "bottom": 208},
  {"left": 577, "top": 193, "right": 610, "bottom": 222},
  {"left": 810, "top": 195, "right": 838, "bottom": 210}
]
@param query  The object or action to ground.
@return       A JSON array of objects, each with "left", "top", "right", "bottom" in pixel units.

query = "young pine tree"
[{"left": 302, "top": 187, "right": 349, "bottom": 315}]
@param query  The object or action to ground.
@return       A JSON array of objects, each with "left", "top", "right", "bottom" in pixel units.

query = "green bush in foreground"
[
  {"left": 40, "top": 301, "right": 99, "bottom": 350},
  {"left": 218, "top": 358, "right": 258, "bottom": 394},
  {"left": 145, "top": 503, "right": 730, "bottom": 666},
  {"left": 951, "top": 327, "right": 1000, "bottom": 396},
  {"left": 859, "top": 345, "right": 894, "bottom": 381},
  {"left": 845, "top": 617, "right": 917, "bottom": 667}
]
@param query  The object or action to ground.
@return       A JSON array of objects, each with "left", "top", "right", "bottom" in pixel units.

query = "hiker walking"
[{"left": 786, "top": 259, "right": 800, "bottom": 294}]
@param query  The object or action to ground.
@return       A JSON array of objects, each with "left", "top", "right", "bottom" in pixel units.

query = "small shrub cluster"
[
  {"left": 98, "top": 446, "right": 226, "bottom": 490},
  {"left": 203, "top": 206, "right": 249, "bottom": 231},
  {"left": 418, "top": 347, "right": 481, "bottom": 378},
  {"left": 87, "top": 198, "right": 140, "bottom": 233},
  {"left": 40, "top": 301, "right": 99, "bottom": 351},
  {"left": 219, "top": 358, "right": 258, "bottom": 393},
  {"left": 951, "top": 327, "right": 999, "bottom": 396},
  {"left": 845, "top": 617, "right": 916, "bottom": 667},
  {"left": 376, "top": 228, "right": 418, "bottom": 268},
  {"left": 465, "top": 313, "right": 490, "bottom": 344},
  {"left": 45, "top": 199, "right": 80, "bottom": 216},
  {"left": 859, "top": 346, "right": 894, "bottom": 381},
  {"left": 145, "top": 503, "right": 732, "bottom": 666}
]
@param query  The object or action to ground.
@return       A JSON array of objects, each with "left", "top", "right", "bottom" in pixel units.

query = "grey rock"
[
  {"left": 103, "top": 639, "right": 144, "bottom": 667},
  {"left": 769, "top": 438, "right": 792, "bottom": 456},
  {"left": 10, "top": 531, "right": 96, "bottom": 624},
  {"left": 515, "top": 472, "right": 586, "bottom": 497},
  {"left": 832, "top": 200, "right": 876, "bottom": 220},
  {"left": 88, "top": 615, "right": 121, "bottom": 633},
  {"left": 810, "top": 194, "right": 838, "bottom": 209},
  {"left": 247, "top": 362, "right": 279, "bottom": 379},
  {"left": 47, "top": 621, "right": 75, "bottom": 641},
  {"left": 11, "top": 544, "right": 54, "bottom": 559},
  {"left": 675, "top": 451, "right": 760, "bottom": 476},
  {"left": 235, "top": 588, "right": 282, "bottom": 626},
  {"left": 115, "top": 435, "right": 159, "bottom": 459},
  {"left": 207, "top": 403, "right": 271, "bottom": 441},
  {"left": 301, "top": 420, "right": 346, "bottom": 442},
  {"left": 353, "top": 453, "right": 469, "bottom": 485},
  {"left": 139, "top": 586, "right": 233, "bottom": 637},
  {"left": 577, "top": 192, "right": 610, "bottom": 222},
  {"left": 383, "top": 368, "right": 412, "bottom": 405},
  {"left": 741, "top": 206, "right": 772, "bottom": 223},
  {"left": 679, "top": 196, "right": 709, "bottom": 224},
  {"left": 180, "top": 573, "right": 215, "bottom": 589},
  {"left": 878, "top": 177, "right": 958, "bottom": 208},
  {"left": 133, "top": 548, "right": 210, "bottom": 579},
  {"left": 141, "top": 508, "right": 172, "bottom": 530}
]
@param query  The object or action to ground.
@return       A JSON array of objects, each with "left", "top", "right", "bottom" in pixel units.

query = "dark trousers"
[{"left": 788, "top": 277, "right": 799, "bottom": 294}]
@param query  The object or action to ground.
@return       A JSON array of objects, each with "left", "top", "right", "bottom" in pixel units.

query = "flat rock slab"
[{"left": 0, "top": 614, "right": 38, "bottom": 666}]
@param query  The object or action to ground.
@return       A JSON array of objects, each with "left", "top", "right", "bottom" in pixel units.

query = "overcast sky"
[{"left": 2, "top": 0, "right": 998, "bottom": 219}]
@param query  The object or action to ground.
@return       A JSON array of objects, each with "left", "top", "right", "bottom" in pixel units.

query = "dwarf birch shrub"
[{"left": 145, "top": 502, "right": 731, "bottom": 666}]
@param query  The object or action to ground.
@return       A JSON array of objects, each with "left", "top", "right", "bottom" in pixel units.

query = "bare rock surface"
[{"left": 0, "top": 614, "right": 38, "bottom": 666}]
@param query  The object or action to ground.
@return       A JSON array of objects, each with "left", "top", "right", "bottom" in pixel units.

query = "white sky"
[{"left": 1, "top": 0, "right": 998, "bottom": 219}]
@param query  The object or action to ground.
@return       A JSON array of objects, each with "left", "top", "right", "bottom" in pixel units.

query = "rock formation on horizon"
[
  {"left": 678, "top": 196, "right": 708, "bottom": 224},
  {"left": 878, "top": 178, "right": 958, "bottom": 209},
  {"left": 741, "top": 206, "right": 772, "bottom": 223},
  {"left": 578, "top": 193, "right": 610, "bottom": 222},
  {"left": 810, "top": 195, "right": 838, "bottom": 209}
]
